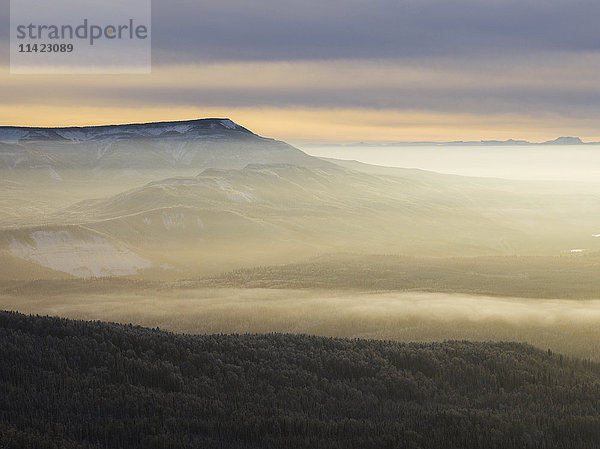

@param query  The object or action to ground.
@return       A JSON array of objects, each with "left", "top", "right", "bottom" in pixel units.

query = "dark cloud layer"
[
  {"left": 2, "top": 73, "right": 599, "bottom": 118},
  {"left": 1, "top": 0, "right": 598, "bottom": 63},
  {"left": 1, "top": 0, "right": 600, "bottom": 139},
  {"left": 151, "top": 0, "right": 600, "bottom": 62}
]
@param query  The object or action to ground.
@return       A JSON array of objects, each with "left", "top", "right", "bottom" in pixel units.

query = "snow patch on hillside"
[
  {"left": 8, "top": 230, "right": 151, "bottom": 277},
  {"left": 227, "top": 192, "right": 257, "bottom": 203},
  {"left": 220, "top": 119, "right": 238, "bottom": 130},
  {"left": 214, "top": 178, "right": 257, "bottom": 203},
  {"left": 56, "top": 129, "right": 93, "bottom": 141},
  {"left": 161, "top": 211, "right": 185, "bottom": 230},
  {"left": 0, "top": 129, "right": 28, "bottom": 143},
  {"left": 48, "top": 167, "right": 62, "bottom": 181},
  {"left": 165, "top": 144, "right": 195, "bottom": 166},
  {"left": 96, "top": 143, "right": 113, "bottom": 160}
]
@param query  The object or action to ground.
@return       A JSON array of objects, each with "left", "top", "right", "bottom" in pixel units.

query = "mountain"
[
  {"left": 2, "top": 119, "right": 600, "bottom": 280},
  {"left": 0, "top": 118, "right": 328, "bottom": 170},
  {"left": 542, "top": 136, "right": 584, "bottom": 145},
  {"left": 3, "top": 162, "right": 600, "bottom": 279},
  {"left": 0, "top": 118, "right": 253, "bottom": 142},
  {"left": 301, "top": 136, "right": 589, "bottom": 146}
]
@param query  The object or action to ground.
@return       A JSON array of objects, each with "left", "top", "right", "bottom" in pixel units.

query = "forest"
[
  {"left": 199, "top": 253, "right": 600, "bottom": 299},
  {"left": 2, "top": 311, "right": 600, "bottom": 448}
]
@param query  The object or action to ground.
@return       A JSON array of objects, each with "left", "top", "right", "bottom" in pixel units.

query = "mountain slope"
[
  {"left": 2, "top": 119, "right": 600, "bottom": 279},
  {"left": 0, "top": 118, "right": 328, "bottom": 170},
  {"left": 3, "top": 162, "right": 600, "bottom": 279},
  {"left": 0, "top": 118, "right": 254, "bottom": 142}
]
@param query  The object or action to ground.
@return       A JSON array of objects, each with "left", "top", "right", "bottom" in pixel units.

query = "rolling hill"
[
  {"left": 2, "top": 311, "right": 600, "bottom": 449},
  {"left": 2, "top": 162, "right": 600, "bottom": 278}
]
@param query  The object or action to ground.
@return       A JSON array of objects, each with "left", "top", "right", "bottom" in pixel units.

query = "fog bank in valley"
[{"left": 2, "top": 288, "right": 600, "bottom": 360}]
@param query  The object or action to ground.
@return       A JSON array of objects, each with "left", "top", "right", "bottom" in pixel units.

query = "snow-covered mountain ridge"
[
  {"left": 0, "top": 118, "right": 328, "bottom": 170},
  {"left": 0, "top": 118, "right": 252, "bottom": 143}
]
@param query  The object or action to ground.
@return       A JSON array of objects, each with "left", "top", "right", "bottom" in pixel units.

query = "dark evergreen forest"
[{"left": 1, "top": 311, "right": 600, "bottom": 448}]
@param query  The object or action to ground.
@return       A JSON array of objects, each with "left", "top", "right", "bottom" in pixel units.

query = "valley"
[{"left": 1, "top": 118, "right": 600, "bottom": 362}]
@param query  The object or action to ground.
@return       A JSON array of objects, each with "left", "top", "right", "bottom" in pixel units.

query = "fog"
[
  {"left": 300, "top": 144, "right": 600, "bottom": 183},
  {"left": 3, "top": 132, "right": 600, "bottom": 364},
  {"left": 3, "top": 287, "right": 600, "bottom": 360}
]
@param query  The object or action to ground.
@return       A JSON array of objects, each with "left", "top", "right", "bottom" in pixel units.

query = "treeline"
[
  {"left": 2, "top": 311, "right": 600, "bottom": 448},
  {"left": 198, "top": 253, "right": 600, "bottom": 298},
  {"left": 0, "top": 278, "right": 158, "bottom": 297}
]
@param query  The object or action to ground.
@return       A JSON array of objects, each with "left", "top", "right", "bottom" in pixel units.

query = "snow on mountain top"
[
  {"left": 219, "top": 119, "right": 238, "bottom": 130},
  {"left": 0, "top": 118, "right": 253, "bottom": 143},
  {"left": 0, "top": 129, "right": 28, "bottom": 143}
]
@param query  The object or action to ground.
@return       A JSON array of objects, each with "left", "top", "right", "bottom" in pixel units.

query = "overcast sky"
[{"left": 1, "top": 0, "right": 600, "bottom": 142}]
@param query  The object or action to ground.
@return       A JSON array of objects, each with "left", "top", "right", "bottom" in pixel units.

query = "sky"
[{"left": 1, "top": 0, "right": 600, "bottom": 142}]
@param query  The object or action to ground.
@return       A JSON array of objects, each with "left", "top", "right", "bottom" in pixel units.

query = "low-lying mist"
[
  {"left": 3, "top": 287, "right": 600, "bottom": 360},
  {"left": 301, "top": 143, "right": 600, "bottom": 183}
]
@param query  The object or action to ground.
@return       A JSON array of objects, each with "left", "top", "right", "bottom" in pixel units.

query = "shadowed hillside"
[{"left": 2, "top": 311, "right": 600, "bottom": 448}]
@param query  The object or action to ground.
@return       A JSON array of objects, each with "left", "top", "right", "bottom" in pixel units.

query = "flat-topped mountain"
[
  {"left": 0, "top": 118, "right": 328, "bottom": 170},
  {"left": 543, "top": 136, "right": 583, "bottom": 145},
  {"left": 0, "top": 118, "right": 254, "bottom": 143}
]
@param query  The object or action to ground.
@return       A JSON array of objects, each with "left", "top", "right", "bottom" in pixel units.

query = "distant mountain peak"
[
  {"left": 306, "top": 136, "right": 593, "bottom": 147},
  {"left": 542, "top": 136, "right": 583, "bottom": 145}
]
